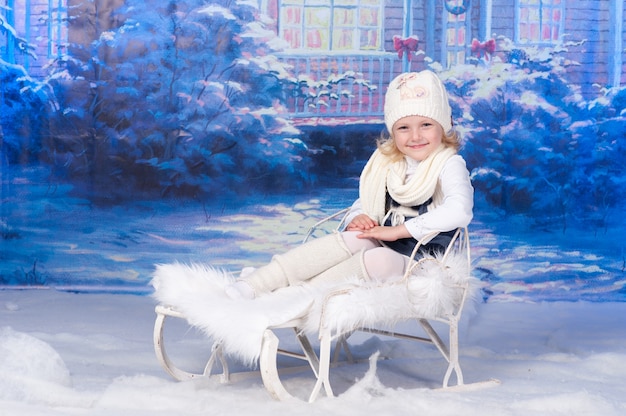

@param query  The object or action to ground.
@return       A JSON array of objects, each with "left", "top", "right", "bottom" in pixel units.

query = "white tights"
[{"left": 341, "top": 231, "right": 409, "bottom": 282}]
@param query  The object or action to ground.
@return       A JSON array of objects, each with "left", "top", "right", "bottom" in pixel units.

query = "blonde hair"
[{"left": 377, "top": 129, "right": 461, "bottom": 161}]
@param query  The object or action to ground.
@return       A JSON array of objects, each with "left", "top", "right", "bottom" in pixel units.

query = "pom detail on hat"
[{"left": 384, "top": 70, "right": 452, "bottom": 134}]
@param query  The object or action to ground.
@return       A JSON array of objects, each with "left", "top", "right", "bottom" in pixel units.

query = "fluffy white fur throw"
[{"left": 151, "top": 252, "right": 478, "bottom": 367}]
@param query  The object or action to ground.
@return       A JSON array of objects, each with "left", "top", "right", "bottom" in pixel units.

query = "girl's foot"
[{"left": 225, "top": 280, "right": 255, "bottom": 300}]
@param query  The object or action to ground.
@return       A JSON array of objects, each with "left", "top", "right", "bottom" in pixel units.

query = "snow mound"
[{"left": 0, "top": 327, "right": 94, "bottom": 406}]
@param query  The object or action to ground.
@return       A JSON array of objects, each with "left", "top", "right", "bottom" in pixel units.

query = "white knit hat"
[{"left": 384, "top": 70, "right": 452, "bottom": 134}]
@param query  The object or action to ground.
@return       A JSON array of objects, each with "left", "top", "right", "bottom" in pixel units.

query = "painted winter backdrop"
[
  {"left": 2, "top": 0, "right": 624, "bottom": 301},
  {"left": 1, "top": 0, "right": 626, "bottom": 414}
]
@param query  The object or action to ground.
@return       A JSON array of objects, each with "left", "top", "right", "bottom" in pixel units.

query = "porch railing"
[{"left": 277, "top": 52, "right": 406, "bottom": 124}]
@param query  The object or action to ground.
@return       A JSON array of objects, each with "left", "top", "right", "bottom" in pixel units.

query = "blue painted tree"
[
  {"left": 45, "top": 0, "right": 310, "bottom": 202},
  {"left": 444, "top": 36, "right": 626, "bottom": 231},
  {"left": 568, "top": 86, "right": 626, "bottom": 232},
  {"left": 1, "top": 13, "right": 50, "bottom": 166}
]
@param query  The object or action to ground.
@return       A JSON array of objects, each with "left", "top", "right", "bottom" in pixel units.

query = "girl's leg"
[
  {"left": 362, "top": 246, "right": 409, "bottom": 283},
  {"left": 227, "top": 231, "right": 383, "bottom": 299},
  {"left": 230, "top": 232, "right": 356, "bottom": 298},
  {"left": 340, "top": 230, "right": 380, "bottom": 253},
  {"left": 292, "top": 245, "right": 408, "bottom": 290}
]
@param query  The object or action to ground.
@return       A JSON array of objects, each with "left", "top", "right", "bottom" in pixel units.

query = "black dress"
[{"left": 382, "top": 194, "right": 456, "bottom": 258}]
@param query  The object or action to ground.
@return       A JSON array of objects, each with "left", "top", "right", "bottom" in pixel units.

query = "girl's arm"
[{"left": 403, "top": 155, "right": 474, "bottom": 241}]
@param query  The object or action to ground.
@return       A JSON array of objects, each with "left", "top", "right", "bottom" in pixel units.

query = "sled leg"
[
  {"left": 294, "top": 330, "right": 320, "bottom": 378},
  {"left": 418, "top": 318, "right": 465, "bottom": 387},
  {"left": 333, "top": 333, "right": 354, "bottom": 364},
  {"left": 154, "top": 306, "right": 201, "bottom": 381},
  {"left": 260, "top": 329, "right": 296, "bottom": 401},
  {"left": 438, "top": 378, "right": 501, "bottom": 392},
  {"left": 154, "top": 305, "right": 229, "bottom": 382},
  {"left": 308, "top": 329, "right": 334, "bottom": 402},
  {"left": 203, "top": 341, "right": 230, "bottom": 383},
  {"left": 442, "top": 321, "right": 463, "bottom": 387}
]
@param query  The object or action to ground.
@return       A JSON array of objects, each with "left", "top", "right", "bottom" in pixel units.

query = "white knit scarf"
[{"left": 359, "top": 145, "right": 456, "bottom": 223}]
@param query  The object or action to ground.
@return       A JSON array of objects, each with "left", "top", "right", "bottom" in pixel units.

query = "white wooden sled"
[{"left": 153, "top": 209, "right": 496, "bottom": 402}]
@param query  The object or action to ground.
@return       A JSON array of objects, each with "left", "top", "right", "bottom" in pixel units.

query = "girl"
[{"left": 226, "top": 70, "right": 473, "bottom": 299}]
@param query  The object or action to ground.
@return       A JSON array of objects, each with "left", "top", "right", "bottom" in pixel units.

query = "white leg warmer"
[
  {"left": 241, "top": 232, "right": 353, "bottom": 297},
  {"left": 305, "top": 251, "right": 369, "bottom": 289}
]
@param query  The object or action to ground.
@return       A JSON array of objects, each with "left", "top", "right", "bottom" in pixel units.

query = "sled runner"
[{"left": 152, "top": 209, "right": 493, "bottom": 402}]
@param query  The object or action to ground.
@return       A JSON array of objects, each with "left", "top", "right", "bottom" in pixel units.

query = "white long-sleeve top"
[{"left": 345, "top": 154, "right": 474, "bottom": 242}]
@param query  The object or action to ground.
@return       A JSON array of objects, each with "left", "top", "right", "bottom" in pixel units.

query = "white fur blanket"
[{"left": 151, "top": 252, "right": 478, "bottom": 367}]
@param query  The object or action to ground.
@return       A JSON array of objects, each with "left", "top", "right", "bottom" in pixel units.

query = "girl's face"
[{"left": 392, "top": 115, "right": 444, "bottom": 161}]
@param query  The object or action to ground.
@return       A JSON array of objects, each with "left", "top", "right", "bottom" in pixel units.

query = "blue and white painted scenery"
[{"left": 1, "top": 0, "right": 625, "bottom": 302}]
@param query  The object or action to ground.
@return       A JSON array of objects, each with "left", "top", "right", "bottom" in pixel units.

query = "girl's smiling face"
[{"left": 392, "top": 115, "right": 444, "bottom": 161}]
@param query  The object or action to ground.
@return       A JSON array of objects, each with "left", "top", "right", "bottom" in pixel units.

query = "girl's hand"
[
  {"left": 346, "top": 214, "right": 378, "bottom": 231},
  {"left": 357, "top": 225, "right": 411, "bottom": 242}
]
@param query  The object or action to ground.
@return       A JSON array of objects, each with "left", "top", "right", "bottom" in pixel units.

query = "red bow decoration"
[
  {"left": 393, "top": 35, "right": 419, "bottom": 61},
  {"left": 471, "top": 39, "right": 496, "bottom": 60}
]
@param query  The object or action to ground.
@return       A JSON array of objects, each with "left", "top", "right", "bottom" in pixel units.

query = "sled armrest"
[{"left": 302, "top": 207, "right": 351, "bottom": 243}]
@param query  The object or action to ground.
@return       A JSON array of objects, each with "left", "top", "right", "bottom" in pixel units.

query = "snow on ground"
[
  {"left": 2, "top": 179, "right": 626, "bottom": 414},
  {"left": 1, "top": 289, "right": 625, "bottom": 416}
]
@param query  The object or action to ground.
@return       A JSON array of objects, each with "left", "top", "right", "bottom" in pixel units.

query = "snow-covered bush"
[
  {"left": 568, "top": 85, "right": 626, "bottom": 231},
  {"left": 442, "top": 36, "right": 625, "bottom": 230},
  {"left": 44, "top": 0, "right": 310, "bottom": 202},
  {"left": 1, "top": 24, "right": 51, "bottom": 166}
]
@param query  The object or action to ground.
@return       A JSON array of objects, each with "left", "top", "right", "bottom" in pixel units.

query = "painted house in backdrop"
[
  {"left": 266, "top": 0, "right": 626, "bottom": 123},
  {"left": 1, "top": 0, "right": 67, "bottom": 71},
  {"left": 2, "top": 0, "right": 625, "bottom": 124}
]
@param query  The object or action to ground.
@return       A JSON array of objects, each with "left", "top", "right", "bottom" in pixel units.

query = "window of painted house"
[
  {"left": 517, "top": 0, "right": 563, "bottom": 44},
  {"left": 279, "top": 0, "right": 382, "bottom": 51},
  {"left": 47, "top": 0, "right": 69, "bottom": 58},
  {"left": 444, "top": 0, "right": 468, "bottom": 67},
  {"left": 1, "top": 0, "right": 19, "bottom": 61},
  {"left": 2, "top": 0, "right": 66, "bottom": 63}
]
